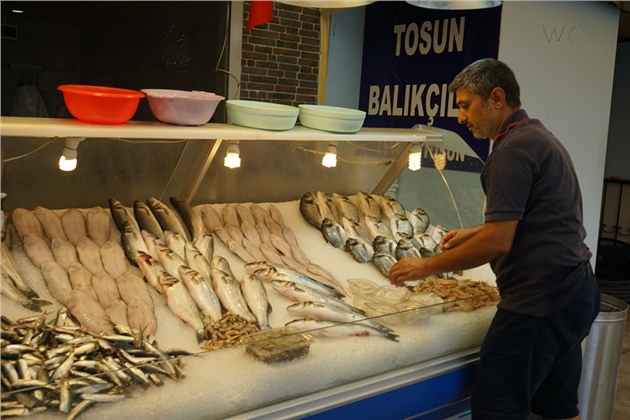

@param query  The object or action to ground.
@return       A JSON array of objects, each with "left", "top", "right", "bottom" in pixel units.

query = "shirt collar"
[{"left": 494, "top": 109, "right": 529, "bottom": 143}]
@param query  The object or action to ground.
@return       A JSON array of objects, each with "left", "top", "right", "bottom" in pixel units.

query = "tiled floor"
[{"left": 612, "top": 315, "right": 630, "bottom": 420}]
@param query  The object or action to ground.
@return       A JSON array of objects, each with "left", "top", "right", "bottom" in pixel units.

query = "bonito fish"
[
  {"left": 179, "top": 265, "right": 223, "bottom": 324},
  {"left": 286, "top": 318, "right": 399, "bottom": 342},
  {"left": 210, "top": 268, "right": 255, "bottom": 322},
  {"left": 241, "top": 273, "right": 272, "bottom": 330}
]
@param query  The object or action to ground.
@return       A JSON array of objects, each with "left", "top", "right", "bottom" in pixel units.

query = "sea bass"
[
  {"left": 241, "top": 274, "right": 272, "bottom": 330},
  {"left": 179, "top": 265, "right": 223, "bottom": 324}
]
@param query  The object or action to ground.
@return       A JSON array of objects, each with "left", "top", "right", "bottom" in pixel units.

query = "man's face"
[{"left": 455, "top": 87, "right": 499, "bottom": 140}]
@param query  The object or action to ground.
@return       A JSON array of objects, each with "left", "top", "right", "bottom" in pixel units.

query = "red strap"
[{"left": 495, "top": 117, "right": 529, "bottom": 143}]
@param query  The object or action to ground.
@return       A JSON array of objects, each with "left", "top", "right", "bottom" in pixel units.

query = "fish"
[
  {"left": 210, "top": 255, "right": 235, "bottom": 279},
  {"left": 283, "top": 226, "right": 300, "bottom": 248},
  {"left": 299, "top": 192, "right": 326, "bottom": 229},
  {"left": 357, "top": 191, "right": 382, "bottom": 220},
  {"left": 184, "top": 242, "right": 212, "bottom": 282},
  {"left": 247, "top": 262, "right": 343, "bottom": 298},
  {"left": 51, "top": 238, "right": 79, "bottom": 270},
  {"left": 159, "top": 272, "right": 205, "bottom": 342},
  {"left": 108, "top": 198, "right": 140, "bottom": 234},
  {"left": 268, "top": 204, "right": 286, "bottom": 229},
  {"left": 341, "top": 216, "right": 372, "bottom": 244},
  {"left": 66, "top": 290, "right": 115, "bottom": 335},
  {"left": 332, "top": 192, "right": 360, "bottom": 223},
  {"left": 164, "top": 230, "right": 187, "bottom": 260},
  {"left": 320, "top": 217, "right": 348, "bottom": 249},
  {"left": 249, "top": 203, "right": 269, "bottom": 225},
  {"left": 1, "top": 271, "right": 49, "bottom": 312},
  {"left": 91, "top": 271, "right": 122, "bottom": 309},
  {"left": 260, "top": 242, "right": 285, "bottom": 265},
  {"left": 241, "top": 273, "right": 272, "bottom": 330},
  {"left": 290, "top": 243, "right": 311, "bottom": 265},
  {"left": 100, "top": 240, "right": 129, "bottom": 279},
  {"left": 345, "top": 237, "right": 374, "bottom": 263},
  {"left": 200, "top": 205, "right": 223, "bottom": 233},
  {"left": 432, "top": 224, "right": 450, "bottom": 245},
  {"left": 409, "top": 207, "right": 431, "bottom": 234},
  {"left": 60, "top": 208, "right": 87, "bottom": 246},
  {"left": 179, "top": 265, "right": 223, "bottom": 324},
  {"left": 170, "top": 197, "right": 207, "bottom": 241},
  {"left": 365, "top": 216, "right": 395, "bottom": 241},
  {"left": 241, "top": 221, "right": 262, "bottom": 248},
  {"left": 264, "top": 215, "right": 284, "bottom": 239},
  {"left": 133, "top": 200, "right": 164, "bottom": 241},
  {"left": 225, "top": 223, "right": 246, "bottom": 245},
  {"left": 76, "top": 236, "right": 105, "bottom": 274},
  {"left": 22, "top": 233, "right": 55, "bottom": 268},
  {"left": 140, "top": 229, "right": 165, "bottom": 260},
  {"left": 395, "top": 238, "right": 422, "bottom": 260},
  {"left": 415, "top": 233, "right": 439, "bottom": 255},
  {"left": 147, "top": 197, "right": 190, "bottom": 241},
  {"left": 40, "top": 261, "right": 74, "bottom": 306},
  {"left": 316, "top": 191, "right": 340, "bottom": 222},
  {"left": 372, "top": 252, "right": 398, "bottom": 277},
  {"left": 286, "top": 318, "right": 399, "bottom": 342},
  {"left": 268, "top": 280, "right": 361, "bottom": 314},
  {"left": 126, "top": 297, "right": 157, "bottom": 337},
  {"left": 105, "top": 299, "right": 129, "bottom": 327},
  {"left": 156, "top": 242, "right": 187, "bottom": 281},
  {"left": 243, "top": 237, "right": 266, "bottom": 261},
  {"left": 34, "top": 206, "right": 67, "bottom": 242},
  {"left": 270, "top": 233, "right": 292, "bottom": 256},
  {"left": 1, "top": 240, "right": 39, "bottom": 298},
  {"left": 286, "top": 301, "right": 394, "bottom": 335},
  {"left": 67, "top": 262, "right": 99, "bottom": 301},
  {"left": 235, "top": 203, "right": 256, "bottom": 226},
  {"left": 389, "top": 214, "right": 414, "bottom": 242},
  {"left": 378, "top": 195, "right": 407, "bottom": 219},
  {"left": 210, "top": 268, "right": 255, "bottom": 322},
  {"left": 304, "top": 263, "right": 344, "bottom": 292},
  {"left": 86, "top": 206, "right": 111, "bottom": 246},
  {"left": 135, "top": 251, "right": 167, "bottom": 293},
  {"left": 192, "top": 233, "right": 214, "bottom": 263},
  {"left": 221, "top": 204, "right": 240, "bottom": 227},
  {"left": 116, "top": 271, "right": 155, "bottom": 312},
  {"left": 255, "top": 222, "right": 273, "bottom": 248},
  {"left": 214, "top": 227, "right": 232, "bottom": 246},
  {"left": 226, "top": 238, "right": 256, "bottom": 263},
  {"left": 11, "top": 208, "right": 44, "bottom": 242}
]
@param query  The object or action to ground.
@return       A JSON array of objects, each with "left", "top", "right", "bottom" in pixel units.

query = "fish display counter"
[{"left": 0, "top": 117, "right": 496, "bottom": 420}]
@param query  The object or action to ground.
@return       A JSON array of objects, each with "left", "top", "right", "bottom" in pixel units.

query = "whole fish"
[
  {"left": 415, "top": 233, "right": 439, "bottom": 255},
  {"left": 283, "top": 226, "right": 300, "bottom": 249},
  {"left": 126, "top": 298, "right": 157, "bottom": 337},
  {"left": 286, "top": 301, "right": 394, "bottom": 335},
  {"left": 243, "top": 237, "right": 266, "bottom": 261},
  {"left": 210, "top": 268, "right": 255, "bottom": 322},
  {"left": 51, "top": 238, "right": 79, "bottom": 270},
  {"left": 285, "top": 318, "right": 399, "bottom": 342},
  {"left": 264, "top": 215, "right": 284, "bottom": 239},
  {"left": 60, "top": 208, "right": 87, "bottom": 246},
  {"left": 146, "top": 197, "right": 189, "bottom": 241},
  {"left": 67, "top": 262, "right": 99, "bottom": 301},
  {"left": 321, "top": 218, "right": 348, "bottom": 249},
  {"left": 140, "top": 229, "right": 165, "bottom": 260},
  {"left": 90, "top": 271, "right": 122, "bottom": 309},
  {"left": 66, "top": 290, "right": 115, "bottom": 335},
  {"left": 159, "top": 272, "right": 205, "bottom": 342},
  {"left": 105, "top": 300, "right": 129, "bottom": 327},
  {"left": 86, "top": 206, "right": 111, "bottom": 246},
  {"left": 365, "top": 216, "right": 395, "bottom": 241},
  {"left": 133, "top": 200, "right": 164, "bottom": 241},
  {"left": 135, "top": 251, "right": 167, "bottom": 293},
  {"left": 409, "top": 207, "right": 431, "bottom": 234},
  {"left": 357, "top": 191, "right": 382, "bottom": 220},
  {"left": 116, "top": 271, "right": 154, "bottom": 312},
  {"left": 268, "top": 204, "right": 286, "bottom": 229},
  {"left": 341, "top": 217, "right": 372, "bottom": 244},
  {"left": 255, "top": 222, "right": 273, "bottom": 248},
  {"left": 100, "top": 240, "right": 129, "bottom": 279},
  {"left": 214, "top": 227, "right": 232, "bottom": 246},
  {"left": 378, "top": 195, "right": 407, "bottom": 219},
  {"left": 164, "top": 230, "right": 187, "bottom": 260},
  {"left": 210, "top": 255, "right": 235, "bottom": 279},
  {"left": 290, "top": 243, "right": 311, "bottom": 266},
  {"left": 372, "top": 252, "right": 398, "bottom": 277},
  {"left": 225, "top": 223, "right": 246, "bottom": 245},
  {"left": 200, "top": 205, "right": 223, "bottom": 232},
  {"left": 260, "top": 242, "right": 285, "bottom": 265},
  {"left": 184, "top": 242, "right": 212, "bottom": 282},
  {"left": 270, "top": 233, "right": 292, "bottom": 256},
  {"left": 170, "top": 197, "right": 207, "bottom": 241},
  {"left": 226, "top": 238, "right": 256, "bottom": 264},
  {"left": 179, "top": 265, "right": 223, "bottom": 324},
  {"left": 11, "top": 208, "right": 44, "bottom": 241},
  {"left": 389, "top": 214, "right": 414, "bottom": 242},
  {"left": 22, "top": 233, "right": 54, "bottom": 268},
  {"left": 299, "top": 192, "right": 325, "bottom": 229},
  {"left": 156, "top": 242, "right": 186, "bottom": 280},
  {"left": 249, "top": 203, "right": 269, "bottom": 225},
  {"left": 345, "top": 238, "right": 374, "bottom": 263},
  {"left": 108, "top": 198, "right": 140, "bottom": 234},
  {"left": 76, "top": 236, "right": 105, "bottom": 274},
  {"left": 192, "top": 232, "right": 214, "bottom": 263},
  {"left": 395, "top": 238, "right": 422, "bottom": 260},
  {"left": 40, "top": 260, "right": 73, "bottom": 306},
  {"left": 1, "top": 271, "right": 48, "bottom": 312},
  {"left": 34, "top": 206, "right": 67, "bottom": 242},
  {"left": 241, "top": 221, "right": 262, "bottom": 248},
  {"left": 221, "top": 204, "right": 240, "bottom": 227},
  {"left": 316, "top": 191, "right": 340, "bottom": 223},
  {"left": 1, "top": 240, "right": 39, "bottom": 298},
  {"left": 432, "top": 224, "right": 450, "bottom": 245},
  {"left": 269, "top": 280, "right": 362, "bottom": 315},
  {"left": 235, "top": 203, "right": 256, "bottom": 227},
  {"left": 241, "top": 274, "right": 272, "bottom": 330},
  {"left": 246, "top": 262, "right": 342, "bottom": 298},
  {"left": 332, "top": 192, "right": 360, "bottom": 223}
]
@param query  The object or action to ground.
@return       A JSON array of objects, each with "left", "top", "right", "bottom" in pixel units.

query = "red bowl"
[{"left": 58, "top": 85, "right": 145, "bottom": 124}]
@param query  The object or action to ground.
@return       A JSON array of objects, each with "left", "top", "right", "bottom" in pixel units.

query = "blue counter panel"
[{"left": 305, "top": 364, "right": 476, "bottom": 420}]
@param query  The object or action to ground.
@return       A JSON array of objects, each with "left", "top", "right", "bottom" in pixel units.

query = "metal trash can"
[{"left": 578, "top": 293, "right": 628, "bottom": 420}]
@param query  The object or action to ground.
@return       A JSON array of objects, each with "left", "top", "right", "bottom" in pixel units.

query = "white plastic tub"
[
  {"left": 298, "top": 105, "right": 366, "bottom": 133},
  {"left": 226, "top": 100, "right": 299, "bottom": 131}
]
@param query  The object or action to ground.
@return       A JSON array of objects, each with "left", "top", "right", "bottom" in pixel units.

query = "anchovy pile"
[
  {"left": 1, "top": 310, "right": 189, "bottom": 419},
  {"left": 299, "top": 191, "right": 457, "bottom": 278}
]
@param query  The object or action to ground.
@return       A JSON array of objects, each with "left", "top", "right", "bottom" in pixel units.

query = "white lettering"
[
  {"left": 393, "top": 24, "right": 406, "bottom": 56},
  {"left": 394, "top": 17, "right": 465, "bottom": 56}
]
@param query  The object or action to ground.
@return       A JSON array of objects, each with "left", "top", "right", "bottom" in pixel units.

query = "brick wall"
[{"left": 240, "top": 2, "right": 320, "bottom": 107}]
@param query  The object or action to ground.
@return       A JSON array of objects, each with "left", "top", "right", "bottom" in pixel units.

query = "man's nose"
[{"left": 457, "top": 111, "right": 467, "bottom": 125}]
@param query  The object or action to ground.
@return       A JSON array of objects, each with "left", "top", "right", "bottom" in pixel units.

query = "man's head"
[{"left": 449, "top": 58, "right": 521, "bottom": 140}]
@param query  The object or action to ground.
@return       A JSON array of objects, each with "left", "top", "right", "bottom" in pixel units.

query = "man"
[{"left": 388, "top": 58, "right": 600, "bottom": 420}]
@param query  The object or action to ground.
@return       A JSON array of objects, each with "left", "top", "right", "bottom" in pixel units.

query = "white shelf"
[{"left": 0, "top": 117, "right": 442, "bottom": 142}]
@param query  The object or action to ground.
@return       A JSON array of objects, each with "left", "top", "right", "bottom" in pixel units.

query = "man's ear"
[{"left": 489, "top": 87, "right": 506, "bottom": 108}]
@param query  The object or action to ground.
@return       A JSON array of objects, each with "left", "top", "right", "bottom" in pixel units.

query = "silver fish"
[
  {"left": 246, "top": 262, "right": 342, "bottom": 298},
  {"left": 193, "top": 232, "right": 214, "bottom": 263},
  {"left": 432, "top": 224, "right": 450, "bottom": 245},
  {"left": 269, "top": 280, "right": 361, "bottom": 315},
  {"left": 357, "top": 191, "right": 382, "bottom": 220},
  {"left": 378, "top": 195, "right": 407, "bottom": 219},
  {"left": 241, "top": 274, "right": 272, "bottom": 330},
  {"left": 332, "top": 192, "right": 360, "bottom": 223},
  {"left": 164, "top": 230, "right": 187, "bottom": 260},
  {"left": 140, "top": 229, "right": 165, "bottom": 260},
  {"left": 60, "top": 208, "right": 87, "bottom": 246},
  {"left": 345, "top": 238, "right": 374, "bottom": 263},
  {"left": 1, "top": 240, "right": 39, "bottom": 298},
  {"left": 299, "top": 192, "right": 325, "bottom": 229},
  {"left": 86, "top": 206, "right": 111, "bottom": 246},
  {"left": 286, "top": 318, "right": 399, "bottom": 341},
  {"left": 211, "top": 268, "right": 255, "bottom": 322},
  {"left": 134, "top": 200, "right": 164, "bottom": 241},
  {"left": 316, "top": 191, "right": 340, "bottom": 222},
  {"left": 159, "top": 272, "right": 205, "bottom": 342},
  {"left": 389, "top": 214, "right": 414, "bottom": 242},
  {"left": 170, "top": 197, "right": 206, "bottom": 241},
  {"left": 373, "top": 252, "right": 398, "bottom": 277},
  {"left": 200, "top": 205, "right": 223, "bottom": 233},
  {"left": 1, "top": 271, "right": 48, "bottom": 312},
  {"left": 415, "top": 233, "right": 439, "bottom": 254},
  {"left": 409, "top": 207, "right": 431, "bottom": 234},
  {"left": 395, "top": 238, "right": 422, "bottom": 260},
  {"left": 179, "top": 265, "right": 223, "bottom": 324},
  {"left": 156, "top": 242, "right": 186, "bottom": 280},
  {"left": 184, "top": 242, "right": 212, "bottom": 282},
  {"left": 147, "top": 197, "right": 190, "bottom": 241},
  {"left": 321, "top": 217, "right": 348, "bottom": 248},
  {"left": 34, "top": 206, "right": 67, "bottom": 242},
  {"left": 135, "top": 251, "right": 167, "bottom": 293},
  {"left": 365, "top": 216, "right": 395, "bottom": 241},
  {"left": 108, "top": 198, "right": 140, "bottom": 234},
  {"left": 11, "top": 208, "right": 44, "bottom": 242},
  {"left": 210, "top": 255, "right": 235, "bottom": 279}
]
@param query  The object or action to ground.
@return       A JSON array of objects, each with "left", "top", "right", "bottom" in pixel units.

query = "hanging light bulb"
[
  {"left": 408, "top": 143, "right": 423, "bottom": 171},
  {"left": 58, "top": 137, "right": 85, "bottom": 172},
  {"left": 224, "top": 140, "right": 241, "bottom": 169},
  {"left": 322, "top": 142, "right": 338, "bottom": 168}
]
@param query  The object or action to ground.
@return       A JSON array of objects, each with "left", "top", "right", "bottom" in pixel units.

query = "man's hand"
[
  {"left": 388, "top": 257, "right": 430, "bottom": 287},
  {"left": 440, "top": 225, "right": 483, "bottom": 250}
]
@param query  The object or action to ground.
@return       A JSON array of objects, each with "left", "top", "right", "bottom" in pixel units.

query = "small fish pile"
[
  {"left": 1, "top": 310, "right": 189, "bottom": 419},
  {"left": 411, "top": 278, "right": 500, "bottom": 312},
  {"left": 200, "top": 202, "right": 344, "bottom": 293},
  {"left": 299, "top": 191, "right": 450, "bottom": 277}
]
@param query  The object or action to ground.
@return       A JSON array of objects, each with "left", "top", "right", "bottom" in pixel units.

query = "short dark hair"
[{"left": 449, "top": 58, "right": 521, "bottom": 108}]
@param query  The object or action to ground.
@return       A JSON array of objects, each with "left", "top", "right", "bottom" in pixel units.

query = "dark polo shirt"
[{"left": 481, "top": 109, "right": 592, "bottom": 317}]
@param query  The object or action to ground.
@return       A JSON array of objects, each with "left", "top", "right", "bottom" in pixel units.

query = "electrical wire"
[
  {"left": 2, "top": 139, "right": 55, "bottom": 163},
  {"left": 426, "top": 145, "right": 464, "bottom": 229},
  {"left": 215, "top": 3, "right": 241, "bottom": 100}
]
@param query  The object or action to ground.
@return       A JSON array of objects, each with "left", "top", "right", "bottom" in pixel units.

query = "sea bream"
[
  {"left": 146, "top": 197, "right": 190, "bottom": 241},
  {"left": 316, "top": 191, "right": 340, "bottom": 223},
  {"left": 395, "top": 238, "right": 422, "bottom": 260},
  {"left": 285, "top": 318, "right": 399, "bottom": 342},
  {"left": 409, "top": 207, "right": 431, "bottom": 234},
  {"left": 389, "top": 214, "right": 414, "bottom": 242},
  {"left": 321, "top": 218, "right": 348, "bottom": 249},
  {"left": 299, "top": 192, "right": 326, "bottom": 229},
  {"left": 365, "top": 216, "right": 395, "bottom": 242},
  {"left": 341, "top": 217, "right": 372, "bottom": 244},
  {"left": 357, "top": 192, "right": 382, "bottom": 221},
  {"left": 332, "top": 192, "right": 360, "bottom": 223},
  {"left": 372, "top": 252, "right": 398, "bottom": 277},
  {"left": 345, "top": 238, "right": 374, "bottom": 263},
  {"left": 377, "top": 195, "right": 407, "bottom": 219}
]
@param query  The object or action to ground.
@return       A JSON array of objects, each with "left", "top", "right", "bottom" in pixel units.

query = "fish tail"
[{"left": 34, "top": 299, "right": 53, "bottom": 307}]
